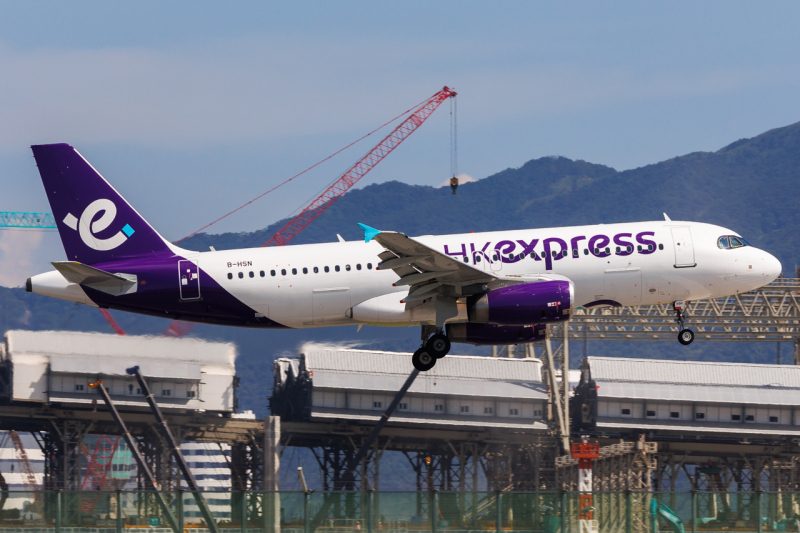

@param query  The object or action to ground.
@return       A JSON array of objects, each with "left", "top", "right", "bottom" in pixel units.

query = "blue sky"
[{"left": 2, "top": 1, "right": 800, "bottom": 285}]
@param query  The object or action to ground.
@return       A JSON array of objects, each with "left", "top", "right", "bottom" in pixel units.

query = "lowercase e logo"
[{"left": 62, "top": 199, "right": 134, "bottom": 251}]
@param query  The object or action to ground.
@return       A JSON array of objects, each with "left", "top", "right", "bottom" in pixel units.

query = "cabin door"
[
  {"left": 179, "top": 260, "right": 201, "bottom": 300},
  {"left": 671, "top": 227, "right": 696, "bottom": 267}
]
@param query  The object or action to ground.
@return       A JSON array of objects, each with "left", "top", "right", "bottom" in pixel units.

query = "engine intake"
[
  {"left": 467, "top": 280, "right": 573, "bottom": 325},
  {"left": 446, "top": 323, "right": 547, "bottom": 346}
]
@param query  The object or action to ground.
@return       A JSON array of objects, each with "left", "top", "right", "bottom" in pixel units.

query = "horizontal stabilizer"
[{"left": 52, "top": 261, "right": 137, "bottom": 296}]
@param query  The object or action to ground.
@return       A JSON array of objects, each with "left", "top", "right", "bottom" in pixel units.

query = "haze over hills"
[{"left": 2, "top": 120, "right": 799, "bottom": 419}]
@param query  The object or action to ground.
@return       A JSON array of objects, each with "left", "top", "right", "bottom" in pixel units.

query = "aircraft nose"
[{"left": 764, "top": 252, "right": 782, "bottom": 282}]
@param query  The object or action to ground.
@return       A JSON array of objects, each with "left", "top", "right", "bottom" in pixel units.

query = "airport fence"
[{"left": 0, "top": 490, "right": 796, "bottom": 533}]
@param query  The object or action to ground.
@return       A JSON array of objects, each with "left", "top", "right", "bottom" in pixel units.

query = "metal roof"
[
  {"left": 303, "top": 348, "right": 543, "bottom": 381},
  {"left": 301, "top": 348, "right": 547, "bottom": 400},
  {"left": 4, "top": 330, "right": 236, "bottom": 369},
  {"left": 588, "top": 356, "right": 800, "bottom": 405},
  {"left": 588, "top": 356, "right": 800, "bottom": 388}
]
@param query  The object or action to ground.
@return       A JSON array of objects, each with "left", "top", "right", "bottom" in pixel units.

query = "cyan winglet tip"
[{"left": 358, "top": 223, "right": 382, "bottom": 243}]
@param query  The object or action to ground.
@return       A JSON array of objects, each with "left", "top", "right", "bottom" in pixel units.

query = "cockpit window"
[{"left": 718, "top": 235, "right": 748, "bottom": 249}]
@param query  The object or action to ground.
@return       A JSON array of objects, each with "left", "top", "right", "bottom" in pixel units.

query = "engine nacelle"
[
  {"left": 467, "top": 280, "right": 573, "bottom": 325},
  {"left": 446, "top": 323, "right": 547, "bottom": 346}
]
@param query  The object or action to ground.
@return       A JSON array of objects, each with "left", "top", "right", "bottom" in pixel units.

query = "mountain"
[
  {"left": 3, "top": 120, "right": 800, "bottom": 419},
  {"left": 182, "top": 121, "right": 800, "bottom": 275}
]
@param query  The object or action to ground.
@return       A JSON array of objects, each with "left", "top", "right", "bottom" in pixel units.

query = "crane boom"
[
  {"left": 263, "top": 86, "right": 457, "bottom": 247},
  {"left": 0, "top": 212, "right": 56, "bottom": 229}
]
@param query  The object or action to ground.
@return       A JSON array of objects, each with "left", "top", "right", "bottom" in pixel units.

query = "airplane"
[{"left": 27, "top": 144, "right": 783, "bottom": 371}]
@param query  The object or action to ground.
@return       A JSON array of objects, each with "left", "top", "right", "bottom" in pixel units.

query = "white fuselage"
[{"left": 185, "top": 220, "right": 780, "bottom": 328}]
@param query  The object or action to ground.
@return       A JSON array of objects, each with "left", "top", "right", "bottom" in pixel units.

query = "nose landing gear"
[{"left": 674, "top": 300, "right": 695, "bottom": 345}]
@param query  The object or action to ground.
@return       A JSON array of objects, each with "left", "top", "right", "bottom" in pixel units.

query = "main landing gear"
[
  {"left": 412, "top": 327, "right": 452, "bottom": 371},
  {"left": 674, "top": 300, "right": 695, "bottom": 345}
]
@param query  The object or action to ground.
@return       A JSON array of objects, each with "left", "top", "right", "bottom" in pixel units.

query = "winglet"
[
  {"left": 357, "top": 223, "right": 382, "bottom": 243},
  {"left": 663, "top": 213, "right": 671, "bottom": 221}
]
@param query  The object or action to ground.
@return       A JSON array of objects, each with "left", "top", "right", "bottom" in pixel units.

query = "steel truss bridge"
[{"left": 554, "top": 277, "right": 800, "bottom": 350}]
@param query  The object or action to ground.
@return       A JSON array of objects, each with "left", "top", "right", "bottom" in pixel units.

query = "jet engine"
[
  {"left": 466, "top": 280, "right": 573, "bottom": 325},
  {"left": 445, "top": 323, "right": 547, "bottom": 346}
]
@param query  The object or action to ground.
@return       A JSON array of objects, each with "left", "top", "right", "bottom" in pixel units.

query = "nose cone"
[{"left": 764, "top": 252, "right": 782, "bottom": 283}]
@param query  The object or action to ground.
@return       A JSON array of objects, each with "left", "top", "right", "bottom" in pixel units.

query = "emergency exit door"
[
  {"left": 671, "top": 227, "right": 696, "bottom": 268},
  {"left": 179, "top": 260, "right": 201, "bottom": 300}
]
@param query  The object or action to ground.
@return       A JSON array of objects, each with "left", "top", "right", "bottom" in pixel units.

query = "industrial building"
[
  {"left": 0, "top": 330, "right": 237, "bottom": 413},
  {"left": 273, "top": 348, "right": 548, "bottom": 429},
  {"left": 573, "top": 356, "right": 800, "bottom": 437}
]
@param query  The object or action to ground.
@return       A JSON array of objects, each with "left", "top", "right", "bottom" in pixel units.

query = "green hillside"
[{"left": 183, "top": 120, "right": 800, "bottom": 274}]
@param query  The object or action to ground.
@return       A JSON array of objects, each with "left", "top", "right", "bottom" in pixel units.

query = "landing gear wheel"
[
  {"left": 412, "top": 348, "right": 436, "bottom": 371},
  {"left": 426, "top": 333, "right": 451, "bottom": 359},
  {"left": 678, "top": 329, "right": 695, "bottom": 345}
]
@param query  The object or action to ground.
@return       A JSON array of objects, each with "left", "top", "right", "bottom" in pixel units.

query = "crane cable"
[{"left": 174, "top": 94, "right": 436, "bottom": 244}]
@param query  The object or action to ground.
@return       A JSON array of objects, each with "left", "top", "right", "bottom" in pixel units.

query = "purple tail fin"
[{"left": 32, "top": 143, "right": 176, "bottom": 264}]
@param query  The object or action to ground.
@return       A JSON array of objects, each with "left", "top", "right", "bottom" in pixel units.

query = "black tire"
[
  {"left": 426, "top": 333, "right": 451, "bottom": 359},
  {"left": 678, "top": 328, "right": 694, "bottom": 345},
  {"left": 412, "top": 348, "right": 436, "bottom": 371}
]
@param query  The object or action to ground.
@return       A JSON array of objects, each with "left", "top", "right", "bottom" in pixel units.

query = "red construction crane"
[
  {"left": 80, "top": 435, "right": 122, "bottom": 515},
  {"left": 263, "top": 86, "right": 457, "bottom": 247}
]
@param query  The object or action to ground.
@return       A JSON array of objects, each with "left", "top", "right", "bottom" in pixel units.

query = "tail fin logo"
[{"left": 62, "top": 199, "right": 134, "bottom": 251}]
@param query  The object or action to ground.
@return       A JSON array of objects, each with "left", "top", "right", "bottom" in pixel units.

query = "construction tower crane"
[
  {"left": 0, "top": 212, "right": 56, "bottom": 229},
  {"left": 263, "top": 86, "right": 457, "bottom": 247}
]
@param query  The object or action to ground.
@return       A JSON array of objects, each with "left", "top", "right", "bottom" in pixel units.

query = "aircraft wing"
[{"left": 359, "top": 224, "right": 497, "bottom": 322}]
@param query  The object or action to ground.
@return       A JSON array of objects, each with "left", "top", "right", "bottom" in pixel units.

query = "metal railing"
[{"left": 0, "top": 490, "right": 795, "bottom": 533}]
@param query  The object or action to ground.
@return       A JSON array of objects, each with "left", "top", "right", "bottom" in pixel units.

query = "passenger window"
[
  {"left": 594, "top": 248, "right": 599, "bottom": 255},
  {"left": 271, "top": 270, "right": 276, "bottom": 277},
  {"left": 356, "top": 264, "right": 362, "bottom": 270},
  {"left": 627, "top": 246, "right": 633, "bottom": 253},
  {"left": 616, "top": 246, "right": 620, "bottom": 253},
  {"left": 238, "top": 272, "right": 243, "bottom": 279},
  {"left": 584, "top": 249, "right": 589, "bottom": 255},
  {"left": 541, "top": 251, "right": 546, "bottom": 258},
  {"left": 730, "top": 237, "right": 744, "bottom": 248},
  {"left": 260, "top": 271, "right": 265, "bottom": 277},
  {"left": 324, "top": 266, "right": 330, "bottom": 273},
  {"left": 463, "top": 256, "right": 468, "bottom": 263},
  {"left": 292, "top": 268, "right": 297, "bottom": 275},
  {"left": 335, "top": 265, "right": 340, "bottom": 272},
  {"left": 346, "top": 264, "right": 351, "bottom": 271},
  {"left": 717, "top": 237, "right": 730, "bottom": 249},
  {"left": 367, "top": 263, "right": 372, "bottom": 270},
  {"left": 508, "top": 254, "right": 514, "bottom": 260},
  {"left": 530, "top": 252, "right": 536, "bottom": 259},
  {"left": 551, "top": 251, "right": 557, "bottom": 258},
  {"left": 658, "top": 244, "right": 663, "bottom": 250},
  {"left": 475, "top": 255, "right": 482, "bottom": 263},
  {"left": 562, "top": 250, "right": 567, "bottom": 257},
  {"left": 281, "top": 269, "right": 286, "bottom": 276},
  {"left": 249, "top": 271, "right": 254, "bottom": 278},
  {"left": 492, "top": 253, "right": 499, "bottom": 261},
  {"left": 313, "top": 267, "right": 319, "bottom": 273},
  {"left": 303, "top": 267, "right": 308, "bottom": 274},
  {"left": 605, "top": 247, "right": 610, "bottom": 254},
  {"left": 637, "top": 245, "right": 642, "bottom": 252},
  {"left": 227, "top": 273, "right": 233, "bottom": 280},
  {"left": 572, "top": 250, "right": 578, "bottom": 258}
]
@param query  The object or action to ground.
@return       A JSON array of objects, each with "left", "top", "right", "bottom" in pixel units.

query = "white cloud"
[
  {"left": 0, "top": 229, "right": 44, "bottom": 287},
  {"left": 437, "top": 173, "right": 477, "bottom": 188}
]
